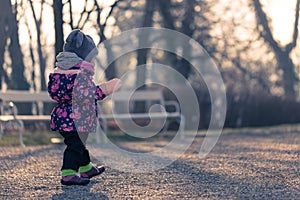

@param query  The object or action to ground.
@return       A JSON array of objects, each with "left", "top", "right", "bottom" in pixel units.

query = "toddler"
[{"left": 48, "top": 29, "right": 121, "bottom": 185}]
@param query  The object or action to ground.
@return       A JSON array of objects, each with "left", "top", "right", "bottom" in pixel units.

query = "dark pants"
[{"left": 60, "top": 131, "right": 90, "bottom": 171}]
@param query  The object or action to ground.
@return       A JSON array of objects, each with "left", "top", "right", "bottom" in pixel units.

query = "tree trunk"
[
  {"left": 38, "top": 37, "right": 47, "bottom": 91},
  {"left": 53, "top": 0, "right": 64, "bottom": 57},
  {"left": 6, "top": 1, "right": 30, "bottom": 114},
  {"left": 135, "top": 0, "right": 155, "bottom": 113},
  {"left": 136, "top": 0, "right": 155, "bottom": 88},
  {"left": 0, "top": 0, "right": 10, "bottom": 90},
  {"left": 29, "top": 0, "right": 47, "bottom": 91},
  {"left": 157, "top": 0, "right": 196, "bottom": 78},
  {"left": 99, "top": 35, "right": 117, "bottom": 80},
  {"left": 277, "top": 51, "right": 297, "bottom": 100},
  {"left": 252, "top": 0, "right": 299, "bottom": 100},
  {"left": 176, "top": 0, "right": 196, "bottom": 78},
  {"left": 7, "top": 3, "right": 29, "bottom": 90}
]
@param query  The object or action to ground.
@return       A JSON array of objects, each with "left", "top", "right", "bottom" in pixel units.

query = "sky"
[
  {"left": 263, "top": 0, "right": 297, "bottom": 45},
  {"left": 17, "top": 0, "right": 298, "bottom": 46},
  {"left": 2, "top": 0, "right": 298, "bottom": 92}
]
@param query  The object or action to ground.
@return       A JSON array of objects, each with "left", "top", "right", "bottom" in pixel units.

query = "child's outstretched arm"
[
  {"left": 73, "top": 62, "right": 106, "bottom": 102},
  {"left": 73, "top": 61, "right": 121, "bottom": 102},
  {"left": 98, "top": 78, "right": 122, "bottom": 96}
]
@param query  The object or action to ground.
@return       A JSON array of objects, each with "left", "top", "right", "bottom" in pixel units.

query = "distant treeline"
[
  {"left": 162, "top": 84, "right": 300, "bottom": 129},
  {"left": 197, "top": 88, "right": 300, "bottom": 129}
]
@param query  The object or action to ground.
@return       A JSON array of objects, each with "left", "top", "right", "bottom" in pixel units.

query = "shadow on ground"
[{"left": 52, "top": 180, "right": 108, "bottom": 200}]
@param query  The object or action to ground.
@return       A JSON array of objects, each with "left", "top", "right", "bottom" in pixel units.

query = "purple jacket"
[{"left": 48, "top": 61, "right": 106, "bottom": 133}]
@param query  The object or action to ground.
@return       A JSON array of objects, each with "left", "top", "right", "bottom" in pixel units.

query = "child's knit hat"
[{"left": 63, "top": 29, "right": 98, "bottom": 62}]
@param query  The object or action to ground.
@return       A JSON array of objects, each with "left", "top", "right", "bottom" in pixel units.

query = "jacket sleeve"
[
  {"left": 95, "top": 86, "right": 106, "bottom": 100},
  {"left": 73, "top": 68, "right": 106, "bottom": 103}
]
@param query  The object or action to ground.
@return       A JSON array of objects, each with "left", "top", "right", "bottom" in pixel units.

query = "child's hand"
[{"left": 99, "top": 78, "right": 122, "bottom": 95}]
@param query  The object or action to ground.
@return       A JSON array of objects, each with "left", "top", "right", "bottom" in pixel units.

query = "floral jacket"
[{"left": 48, "top": 61, "right": 106, "bottom": 133}]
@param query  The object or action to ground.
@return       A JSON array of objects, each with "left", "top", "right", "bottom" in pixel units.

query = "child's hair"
[{"left": 63, "top": 29, "right": 98, "bottom": 62}]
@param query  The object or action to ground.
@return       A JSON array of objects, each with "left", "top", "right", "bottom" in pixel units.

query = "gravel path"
[{"left": 0, "top": 131, "right": 299, "bottom": 199}]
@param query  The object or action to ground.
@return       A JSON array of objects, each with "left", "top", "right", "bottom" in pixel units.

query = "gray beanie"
[{"left": 63, "top": 29, "right": 98, "bottom": 62}]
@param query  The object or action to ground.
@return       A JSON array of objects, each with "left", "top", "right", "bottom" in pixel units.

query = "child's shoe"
[
  {"left": 61, "top": 175, "right": 90, "bottom": 186},
  {"left": 80, "top": 165, "right": 105, "bottom": 179}
]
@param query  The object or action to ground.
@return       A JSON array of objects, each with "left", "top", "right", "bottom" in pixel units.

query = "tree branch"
[
  {"left": 68, "top": 0, "right": 74, "bottom": 29},
  {"left": 29, "top": 0, "right": 38, "bottom": 27},
  {"left": 102, "top": 0, "right": 121, "bottom": 30},
  {"left": 157, "top": 0, "right": 176, "bottom": 30},
  {"left": 75, "top": 0, "right": 88, "bottom": 29},
  {"left": 252, "top": 0, "right": 281, "bottom": 53},
  {"left": 78, "top": 8, "right": 96, "bottom": 30},
  {"left": 24, "top": 13, "right": 36, "bottom": 90},
  {"left": 285, "top": 0, "right": 300, "bottom": 52},
  {"left": 40, "top": 0, "right": 44, "bottom": 24},
  {"left": 95, "top": 0, "right": 122, "bottom": 43}
]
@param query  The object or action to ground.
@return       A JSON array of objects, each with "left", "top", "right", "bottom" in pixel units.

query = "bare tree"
[
  {"left": 136, "top": 0, "right": 155, "bottom": 88},
  {"left": 94, "top": 0, "right": 121, "bottom": 80},
  {"left": 53, "top": 0, "right": 64, "bottom": 57},
  {"left": 252, "top": 0, "right": 300, "bottom": 100},
  {"left": 0, "top": 0, "right": 11, "bottom": 89},
  {"left": 29, "top": 0, "right": 47, "bottom": 91},
  {"left": 157, "top": 0, "right": 214, "bottom": 78},
  {"left": 0, "top": 0, "right": 30, "bottom": 114},
  {"left": 5, "top": 0, "right": 29, "bottom": 90},
  {"left": 60, "top": 0, "right": 122, "bottom": 79}
]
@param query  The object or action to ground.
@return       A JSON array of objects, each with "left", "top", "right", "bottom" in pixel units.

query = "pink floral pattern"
[{"left": 48, "top": 61, "right": 106, "bottom": 133}]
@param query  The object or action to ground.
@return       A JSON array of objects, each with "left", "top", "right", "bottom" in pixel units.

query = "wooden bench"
[
  {"left": 98, "top": 90, "right": 185, "bottom": 142},
  {"left": 0, "top": 90, "right": 104, "bottom": 146},
  {"left": 0, "top": 90, "right": 54, "bottom": 146},
  {"left": 0, "top": 90, "right": 186, "bottom": 146}
]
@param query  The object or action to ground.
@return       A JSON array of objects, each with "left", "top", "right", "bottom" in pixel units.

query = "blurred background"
[{"left": 0, "top": 0, "right": 300, "bottom": 129}]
